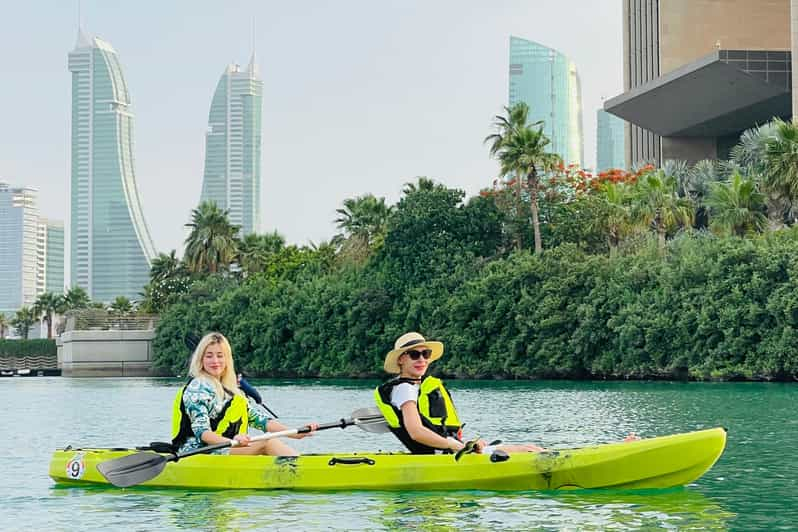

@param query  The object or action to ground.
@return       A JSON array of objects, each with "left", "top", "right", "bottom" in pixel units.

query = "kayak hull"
[{"left": 49, "top": 427, "right": 726, "bottom": 491}]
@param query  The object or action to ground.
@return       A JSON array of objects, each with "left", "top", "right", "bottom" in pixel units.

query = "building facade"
[
  {"left": 0, "top": 183, "right": 39, "bottom": 315},
  {"left": 596, "top": 110, "right": 627, "bottom": 171},
  {"left": 68, "top": 30, "right": 156, "bottom": 302},
  {"left": 608, "top": 0, "right": 794, "bottom": 166},
  {"left": 41, "top": 219, "right": 65, "bottom": 295},
  {"left": 509, "top": 36, "right": 584, "bottom": 167},
  {"left": 199, "top": 55, "right": 263, "bottom": 236}
]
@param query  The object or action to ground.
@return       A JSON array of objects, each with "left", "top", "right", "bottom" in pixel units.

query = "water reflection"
[{"left": 48, "top": 484, "right": 734, "bottom": 531}]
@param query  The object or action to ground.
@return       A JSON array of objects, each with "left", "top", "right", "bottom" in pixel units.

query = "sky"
[{"left": 0, "top": 0, "right": 623, "bottom": 264}]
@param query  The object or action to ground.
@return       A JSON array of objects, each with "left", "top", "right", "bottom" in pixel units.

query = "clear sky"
[{"left": 0, "top": 0, "right": 622, "bottom": 261}]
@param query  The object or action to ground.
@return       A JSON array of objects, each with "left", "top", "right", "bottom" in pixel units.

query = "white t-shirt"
[{"left": 390, "top": 382, "right": 420, "bottom": 409}]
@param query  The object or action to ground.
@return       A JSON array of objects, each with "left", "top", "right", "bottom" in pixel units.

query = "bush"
[{"left": 0, "top": 339, "right": 57, "bottom": 357}]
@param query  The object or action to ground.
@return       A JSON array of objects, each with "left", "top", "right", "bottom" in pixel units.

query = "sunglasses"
[{"left": 403, "top": 348, "right": 432, "bottom": 360}]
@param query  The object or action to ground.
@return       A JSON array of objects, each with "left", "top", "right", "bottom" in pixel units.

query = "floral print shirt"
[{"left": 179, "top": 377, "right": 272, "bottom": 454}]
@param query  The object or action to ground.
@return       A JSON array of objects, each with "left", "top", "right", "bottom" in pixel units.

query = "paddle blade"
[
  {"left": 351, "top": 407, "right": 391, "bottom": 434},
  {"left": 96, "top": 451, "right": 169, "bottom": 488}
]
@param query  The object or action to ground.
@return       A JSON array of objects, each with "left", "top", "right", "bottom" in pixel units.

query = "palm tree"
[
  {"left": 150, "top": 250, "right": 182, "bottom": 283},
  {"left": 731, "top": 122, "right": 776, "bottom": 175},
  {"left": 11, "top": 307, "right": 36, "bottom": 339},
  {"left": 402, "top": 177, "right": 440, "bottom": 196},
  {"left": 599, "top": 182, "right": 636, "bottom": 256},
  {"left": 184, "top": 201, "right": 240, "bottom": 274},
  {"left": 63, "top": 286, "right": 90, "bottom": 311},
  {"left": 493, "top": 125, "right": 561, "bottom": 254},
  {"left": 633, "top": 170, "right": 694, "bottom": 253},
  {"left": 237, "top": 232, "right": 285, "bottom": 275},
  {"left": 33, "top": 292, "right": 64, "bottom": 339},
  {"left": 763, "top": 118, "right": 798, "bottom": 224},
  {"left": 333, "top": 194, "right": 393, "bottom": 251},
  {"left": 705, "top": 172, "right": 767, "bottom": 237},
  {"left": 109, "top": 296, "right": 133, "bottom": 314},
  {"left": 0, "top": 314, "right": 8, "bottom": 339}
]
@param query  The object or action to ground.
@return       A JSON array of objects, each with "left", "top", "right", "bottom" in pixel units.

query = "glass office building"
[
  {"left": 200, "top": 54, "right": 263, "bottom": 236},
  {"left": 68, "top": 30, "right": 156, "bottom": 302},
  {"left": 0, "top": 183, "right": 38, "bottom": 315},
  {"left": 596, "top": 109, "right": 627, "bottom": 171},
  {"left": 509, "top": 36, "right": 584, "bottom": 167}
]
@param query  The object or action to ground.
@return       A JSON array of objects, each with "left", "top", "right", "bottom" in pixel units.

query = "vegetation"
[
  {"left": 0, "top": 339, "right": 57, "bottom": 357},
  {"left": 11, "top": 307, "right": 36, "bottom": 339},
  {"left": 145, "top": 116, "right": 798, "bottom": 382}
]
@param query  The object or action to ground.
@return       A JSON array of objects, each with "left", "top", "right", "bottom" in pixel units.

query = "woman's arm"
[{"left": 400, "top": 401, "right": 463, "bottom": 452}]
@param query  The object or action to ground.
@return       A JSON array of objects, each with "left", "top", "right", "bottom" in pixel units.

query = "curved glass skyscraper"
[
  {"left": 509, "top": 36, "right": 584, "bottom": 167},
  {"left": 68, "top": 30, "right": 156, "bottom": 302},
  {"left": 200, "top": 55, "right": 263, "bottom": 236}
]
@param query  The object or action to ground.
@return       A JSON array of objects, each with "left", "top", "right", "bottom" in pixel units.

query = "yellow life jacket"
[
  {"left": 171, "top": 379, "right": 249, "bottom": 451},
  {"left": 374, "top": 375, "right": 462, "bottom": 454}
]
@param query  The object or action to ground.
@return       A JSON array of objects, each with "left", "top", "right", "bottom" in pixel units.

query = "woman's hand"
[
  {"left": 232, "top": 434, "right": 251, "bottom": 447},
  {"left": 292, "top": 423, "right": 319, "bottom": 439},
  {"left": 446, "top": 437, "right": 465, "bottom": 452},
  {"left": 474, "top": 439, "right": 488, "bottom": 453}
]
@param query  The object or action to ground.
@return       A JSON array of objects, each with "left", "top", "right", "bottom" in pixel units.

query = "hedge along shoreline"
[
  {"left": 0, "top": 339, "right": 57, "bottom": 357},
  {"left": 152, "top": 227, "right": 798, "bottom": 382}
]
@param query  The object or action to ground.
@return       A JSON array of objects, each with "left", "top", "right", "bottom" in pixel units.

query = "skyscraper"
[
  {"left": 39, "top": 219, "right": 65, "bottom": 295},
  {"left": 509, "top": 36, "right": 584, "bottom": 167},
  {"left": 0, "top": 182, "right": 38, "bottom": 315},
  {"left": 596, "top": 110, "right": 626, "bottom": 172},
  {"left": 199, "top": 54, "right": 263, "bottom": 236},
  {"left": 68, "top": 30, "right": 156, "bottom": 302}
]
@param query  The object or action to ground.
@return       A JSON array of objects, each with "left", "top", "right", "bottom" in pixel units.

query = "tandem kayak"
[{"left": 49, "top": 427, "right": 726, "bottom": 491}]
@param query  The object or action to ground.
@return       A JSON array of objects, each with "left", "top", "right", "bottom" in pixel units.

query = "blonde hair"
[{"left": 188, "top": 332, "right": 242, "bottom": 399}]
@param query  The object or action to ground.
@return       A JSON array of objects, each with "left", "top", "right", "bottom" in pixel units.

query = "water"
[{"left": 2, "top": 378, "right": 796, "bottom": 530}]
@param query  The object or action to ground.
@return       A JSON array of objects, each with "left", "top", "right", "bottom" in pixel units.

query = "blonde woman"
[{"left": 171, "top": 332, "right": 317, "bottom": 456}]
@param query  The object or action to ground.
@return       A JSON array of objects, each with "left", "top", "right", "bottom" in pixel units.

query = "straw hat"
[{"left": 383, "top": 332, "right": 444, "bottom": 374}]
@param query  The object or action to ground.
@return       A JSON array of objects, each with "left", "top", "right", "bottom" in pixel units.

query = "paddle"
[{"left": 96, "top": 408, "right": 389, "bottom": 488}]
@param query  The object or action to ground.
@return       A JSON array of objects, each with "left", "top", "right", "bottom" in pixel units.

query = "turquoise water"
[{"left": 2, "top": 378, "right": 796, "bottom": 530}]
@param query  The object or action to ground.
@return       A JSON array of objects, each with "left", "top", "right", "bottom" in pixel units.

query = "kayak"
[{"left": 49, "top": 427, "right": 726, "bottom": 491}]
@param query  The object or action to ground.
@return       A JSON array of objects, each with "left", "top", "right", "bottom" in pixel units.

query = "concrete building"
[
  {"left": 509, "top": 36, "right": 584, "bottom": 167},
  {"left": 606, "top": 0, "right": 795, "bottom": 167},
  {"left": 199, "top": 55, "right": 263, "bottom": 236},
  {"left": 0, "top": 182, "right": 39, "bottom": 315},
  {"left": 596, "top": 109, "right": 626, "bottom": 171},
  {"left": 68, "top": 29, "right": 156, "bottom": 303}
]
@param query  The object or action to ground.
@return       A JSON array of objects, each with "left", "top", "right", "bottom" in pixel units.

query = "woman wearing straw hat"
[{"left": 374, "top": 332, "right": 544, "bottom": 454}]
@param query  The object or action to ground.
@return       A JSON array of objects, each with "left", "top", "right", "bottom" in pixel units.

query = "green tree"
[
  {"left": 0, "top": 314, "right": 8, "bottom": 339},
  {"left": 109, "top": 296, "right": 133, "bottom": 314},
  {"left": 486, "top": 102, "right": 561, "bottom": 253},
  {"left": 600, "top": 182, "right": 637, "bottom": 256},
  {"left": 237, "top": 232, "right": 285, "bottom": 275},
  {"left": 184, "top": 201, "right": 240, "bottom": 274},
  {"left": 63, "top": 286, "right": 90, "bottom": 311},
  {"left": 706, "top": 172, "right": 767, "bottom": 236},
  {"left": 11, "top": 307, "right": 36, "bottom": 339},
  {"left": 333, "top": 194, "right": 393, "bottom": 260},
  {"left": 763, "top": 118, "right": 798, "bottom": 224},
  {"left": 33, "top": 292, "right": 64, "bottom": 339},
  {"left": 402, "top": 176, "right": 440, "bottom": 195},
  {"left": 633, "top": 170, "right": 694, "bottom": 253}
]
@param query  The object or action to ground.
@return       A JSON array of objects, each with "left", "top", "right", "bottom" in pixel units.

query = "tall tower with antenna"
[{"left": 198, "top": 23, "right": 263, "bottom": 236}]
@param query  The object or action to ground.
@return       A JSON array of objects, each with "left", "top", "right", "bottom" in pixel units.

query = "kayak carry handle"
[{"left": 328, "top": 457, "right": 376, "bottom": 466}]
